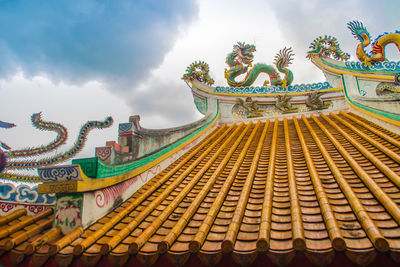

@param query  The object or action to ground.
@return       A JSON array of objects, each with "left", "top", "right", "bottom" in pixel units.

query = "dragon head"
[
  {"left": 182, "top": 61, "right": 215, "bottom": 86},
  {"left": 232, "top": 42, "right": 256, "bottom": 65},
  {"left": 307, "top": 35, "right": 350, "bottom": 61},
  {"left": 347, "top": 21, "right": 371, "bottom": 47}
]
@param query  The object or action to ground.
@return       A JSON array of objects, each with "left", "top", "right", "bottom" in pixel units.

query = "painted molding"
[
  {"left": 345, "top": 61, "right": 400, "bottom": 72},
  {"left": 214, "top": 81, "right": 333, "bottom": 94},
  {"left": 0, "top": 183, "right": 55, "bottom": 204},
  {"left": 0, "top": 182, "right": 55, "bottom": 216},
  {"left": 190, "top": 79, "right": 342, "bottom": 97},
  {"left": 311, "top": 56, "right": 396, "bottom": 81}
]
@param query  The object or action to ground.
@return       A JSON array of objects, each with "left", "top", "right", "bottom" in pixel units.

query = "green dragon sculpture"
[
  {"left": 307, "top": 35, "right": 350, "bottom": 61},
  {"left": 0, "top": 114, "right": 113, "bottom": 182},
  {"left": 224, "top": 42, "right": 294, "bottom": 87},
  {"left": 348, "top": 20, "right": 400, "bottom": 66},
  {"left": 182, "top": 61, "right": 214, "bottom": 86}
]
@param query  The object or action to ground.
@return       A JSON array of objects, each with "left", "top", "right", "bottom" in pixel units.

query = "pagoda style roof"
[{"left": 1, "top": 111, "right": 400, "bottom": 266}]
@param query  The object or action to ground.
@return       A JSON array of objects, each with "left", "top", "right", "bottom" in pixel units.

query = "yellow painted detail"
[{"left": 345, "top": 99, "right": 400, "bottom": 127}]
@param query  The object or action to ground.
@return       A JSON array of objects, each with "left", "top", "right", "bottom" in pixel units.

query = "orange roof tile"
[{"left": 2, "top": 111, "right": 400, "bottom": 266}]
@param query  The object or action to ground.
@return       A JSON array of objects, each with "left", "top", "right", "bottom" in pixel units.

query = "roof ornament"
[
  {"left": 224, "top": 42, "right": 294, "bottom": 87},
  {"left": 182, "top": 61, "right": 214, "bottom": 86},
  {"left": 0, "top": 113, "right": 113, "bottom": 181},
  {"left": 347, "top": 20, "right": 400, "bottom": 66},
  {"left": 305, "top": 90, "right": 331, "bottom": 110},
  {"left": 307, "top": 35, "right": 350, "bottom": 61},
  {"left": 275, "top": 94, "right": 298, "bottom": 113}
]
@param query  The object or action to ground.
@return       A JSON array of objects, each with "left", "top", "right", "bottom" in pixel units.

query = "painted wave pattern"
[
  {"left": 214, "top": 82, "right": 332, "bottom": 94},
  {"left": 345, "top": 61, "right": 400, "bottom": 72}
]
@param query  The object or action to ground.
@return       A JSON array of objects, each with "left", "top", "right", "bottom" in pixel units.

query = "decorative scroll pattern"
[
  {"left": 119, "top": 123, "right": 133, "bottom": 133},
  {"left": 96, "top": 146, "right": 112, "bottom": 162},
  {"left": 215, "top": 82, "right": 332, "bottom": 94},
  {"left": 94, "top": 176, "right": 139, "bottom": 208},
  {"left": 38, "top": 165, "right": 81, "bottom": 183},
  {"left": 0, "top": 183, "right": 55, "bottom": 205},
  {"left": 0, "top": 202, "right": 50, "bottom": 215},
  {"left": 345, "top": 61, "right": 400, "bottom": 72}
]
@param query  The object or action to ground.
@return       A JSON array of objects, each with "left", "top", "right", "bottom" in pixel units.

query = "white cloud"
[{"left": 1, "top": 0, "right": 399, "bottom": 162}]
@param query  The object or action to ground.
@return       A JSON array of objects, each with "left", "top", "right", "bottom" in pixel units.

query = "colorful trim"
[
  {"left": 0, "top": 202, "right": 52, "bottom": 215},
  {"left": 0, "top": 183, "right": 55, "bottom": 205},
  {"left": 345, "top": 61, "right": 400, "bottom": 72},
  {"left": 312, "top": 56, "right": 396, "bottom": 80},
  {"left": 191, "top": 80, "right": 342, "bottom": 97},
  {"left": 215, "top": 82, "right": 333, "bottom": 94},
  {"left": 341, "top": 75, "right": 400, "bottom": 126},
  {"left": 193, "top": 95, "right": 208, "bottom": 114}
]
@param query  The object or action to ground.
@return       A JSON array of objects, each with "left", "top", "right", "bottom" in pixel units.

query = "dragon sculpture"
[
  {"left": 232, "top": 97, "right": 264, "bottom": 119},
  {"left": 7, "top": 113, "right": 68, "bottom": 158},
  {"left": 225, "top": 42, "right": 294, "bottom": 87},
  {"left": 376, "top": 82, "right": 400, "bottom": 95},
  {"left": 307, "top": 35, "right": 350, "bottom": 61},
  {"left": 182, "top": 61, "right": 215, "bottom": 86},
  {"left": 275, "top": 94, "right": 297, "bottom": 113},
  {"left": 348, "top": 20, "right": 400, "bottom": 66},
  {"left": 305, "top": 90, "right": 330, "bottom": 110},
  {"left": 0, "top": 113, "right": 113, "bottom": 182}
]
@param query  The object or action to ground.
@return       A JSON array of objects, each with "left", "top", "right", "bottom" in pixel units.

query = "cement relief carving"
[
  {"left": 232, "top": 97, "right": 264, "bottom": 119},
  {"left": 275, "top": 94, "right": 298, "bottom": 113},
  {"left": 305, "top": 91, "right": 331, "bottom": 110}
]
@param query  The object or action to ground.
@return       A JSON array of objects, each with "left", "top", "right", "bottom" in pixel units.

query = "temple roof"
[{"left": 2, "top": 111, "right": 400, "bottom": 266}]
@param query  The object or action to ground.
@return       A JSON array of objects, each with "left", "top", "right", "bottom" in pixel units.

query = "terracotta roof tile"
[{"left": 3, "top": 112, "right": 400, "bottom": 266}]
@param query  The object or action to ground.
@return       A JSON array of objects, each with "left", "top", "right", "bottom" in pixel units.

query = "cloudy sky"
[{"left": 0, "top": 0, "right": 399, "bottom": 161}]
